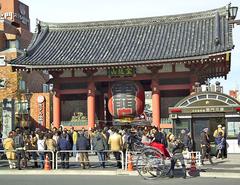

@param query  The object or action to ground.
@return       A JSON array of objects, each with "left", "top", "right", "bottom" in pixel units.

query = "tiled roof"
[{"left": 10, "top": 6, "right": 233, "bottom": 68}]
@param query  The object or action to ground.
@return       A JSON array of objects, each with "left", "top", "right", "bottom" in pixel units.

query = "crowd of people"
[{"left": 0, "top": 124, "right": 239, "bottom": 178}]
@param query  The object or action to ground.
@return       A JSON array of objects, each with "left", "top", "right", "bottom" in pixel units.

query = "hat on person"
[
  {"left": 168, "top": 134, "right": 175, "bottom": 141},
  {"left": 181, "top": 129, "right": 186, "bottom": 134},
  {"left": 203, "top": 128, "right": 209, "bottom": 133},
  {"left": 217, "top": 124, "right": 222, "bottom": 128}
]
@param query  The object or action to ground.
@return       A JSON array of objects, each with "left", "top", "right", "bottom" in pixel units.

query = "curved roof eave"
[{"left": 174, "top": 91, "right": 240, "bottom": 108}]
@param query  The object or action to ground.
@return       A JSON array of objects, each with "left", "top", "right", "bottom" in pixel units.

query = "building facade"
[
  {"left": 0, "top": 0, "right": 50, "bottom": 137},
  {"left": 10, "top": 6, "right": 236, "bottom": 132},
  {"left": 169, "top": 82, "right": 240, "bottom": 153}
]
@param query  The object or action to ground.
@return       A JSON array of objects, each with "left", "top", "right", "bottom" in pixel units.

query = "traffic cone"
[
  {"left": 188, "top": 153, "right": 197, "bottom": 176},
  {"left": 44, "top": 154, "right": 51, "bottom": 170},
  {"left": 127, "top": 153, "right": 133, "bottom": 171}
]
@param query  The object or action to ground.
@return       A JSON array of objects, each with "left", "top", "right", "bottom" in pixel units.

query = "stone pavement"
[
  {"left": 0, "top": 153, "right": 239, "bottom": 178},
  {"left": 200, "top": 153, "right": 240, "bottom": 178}
]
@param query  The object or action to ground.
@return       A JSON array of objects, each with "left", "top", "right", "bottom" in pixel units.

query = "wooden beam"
[
  {"left": 59, "top": 89, "right": 88, "bottom": 95},
  {"left": 58, "top": 72, "right": 192, "bottom": 83},
  {"left": 158, "top": 84, "right": 191, "bottom": 91}
]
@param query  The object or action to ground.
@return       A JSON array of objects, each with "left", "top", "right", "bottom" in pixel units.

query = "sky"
[{"left": 21, "top": 0, "right": 240, "bottom": 93}]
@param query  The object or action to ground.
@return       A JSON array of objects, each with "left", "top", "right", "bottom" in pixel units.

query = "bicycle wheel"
[{"left": 136, "top": 148, "right": 165, "bottom": 180}]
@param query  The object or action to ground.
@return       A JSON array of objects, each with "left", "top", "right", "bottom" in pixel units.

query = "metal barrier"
[
  {"left": 125, "top": 150, "right": 141, "bottom": 170},
  {"left": 56, "top": 150, "right": 124, "bottom": 170},
  {"left": 25, "top": 150, "right": 55, "bottom": 170},
  {"left": 0, "top": 149, "right": 55, "bottom": 169},
  {"left": 183, "top": 151, "right": 202, "bottom": 168}
]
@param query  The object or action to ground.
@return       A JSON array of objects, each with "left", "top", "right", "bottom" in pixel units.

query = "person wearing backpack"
[{"left": 14, "top": 129, "right": 25, "bottom": 170}]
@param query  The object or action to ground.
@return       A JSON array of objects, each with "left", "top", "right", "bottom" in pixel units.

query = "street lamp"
[
  {"left": 229, "top": 6, "right": 238, "bottom": 20},
  {"left": 228, "top": 5, "right": 240, "bottom": 25},
  {"left": 25, "top": 88, "right": 32, "bottom": 128}
]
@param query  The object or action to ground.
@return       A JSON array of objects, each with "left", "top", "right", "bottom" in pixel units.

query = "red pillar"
[
  {"left": 53, "top": 92, "right": 61, "bottom": 128},
  {"left": 87, "top": 82, "right": 96, "bottom": 129},
  {"left": 151, "top": 80, "right": 160, "bottom": 129}
]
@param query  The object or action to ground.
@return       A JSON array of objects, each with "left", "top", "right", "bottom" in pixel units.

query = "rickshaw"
[{"left": 134, "top": 141, "right": 172, "bottom": 180}]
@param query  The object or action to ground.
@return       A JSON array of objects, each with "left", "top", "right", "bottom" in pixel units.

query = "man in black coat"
[
  {"left": 57, "top": 133, "right": 71, "bottom": 168},
  {"left": 200, "top": 128, "right": 213, "bottom": 165}
]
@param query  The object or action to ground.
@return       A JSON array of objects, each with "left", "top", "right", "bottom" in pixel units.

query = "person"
[
  {"left": 222, "top": 127, "right": 227, "bottom": 158},
  {"left": 0, "top": 131, "right": 2, "bottom": 145},
  {"left": 14, "top": 129, "right": 25, "bottom": 170},
  {"left": 76, "top": 130, "right": 90, "bottom": 169},
  {"left": 215, "top": 132, "right": 225, "bottom": 159},
  {"left": 71, "top": 128, "right": 78, "bottom": 157},
  {"left": 3, "top": 131, "right": 16, "bottom": 169},
  {"left": 200, "top": 128, "right": 213, "bottom": 165},
  {"left": 108, "top": 128, "right": 123, "bottom": 169},
  {"left": 152, "top": 127, "right": 167, "bottom": 147},
  {"left": 45, "top": 133, "right": 57, "bottom": 168},
  {"left": 57, "top": 133, "right": 71, "bottom": 169},
  {"left": 238, "top": 131, "right": 240, "bottom": 147},
  {"left": 141, "top": 130, "right": 151, "bottom": 144},
  {"left": 30, "top": 132, "right": 38, "bottom": 168},
  {"left": 37, "top": 133, "right": 46, "bottom": 169},
  {"left": 168, "top": 134, "right": 186, "bottom": 179},
  {"left": 213, "top": 125, "right": 224, "bottom": 142},
  {"left": 92, "top": 129, "right": 108, "bottom": 168},
  {"left": 180, "top": 129, "right": 193, "bottom": 152}
]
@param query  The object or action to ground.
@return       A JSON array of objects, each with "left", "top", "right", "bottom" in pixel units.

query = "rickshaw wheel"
[{"left": 136, "top": 147, "right": 166, "bottom": 180}]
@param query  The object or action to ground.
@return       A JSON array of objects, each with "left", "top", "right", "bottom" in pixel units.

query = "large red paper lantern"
[{"left": 108, "top": 81, "right": 145, "bottom": 119}]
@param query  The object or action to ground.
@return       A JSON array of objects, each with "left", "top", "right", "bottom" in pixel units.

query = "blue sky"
[{"left": 21, "top": 0, "right": 240, "bottom": 93}]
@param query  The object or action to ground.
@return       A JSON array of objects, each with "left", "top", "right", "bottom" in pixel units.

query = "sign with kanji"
[{"left": 107, "top": 68, "right": 136, "bottom": 77}]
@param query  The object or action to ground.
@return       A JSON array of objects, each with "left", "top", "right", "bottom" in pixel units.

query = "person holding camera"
[{"left": 168, "top": 134, "right": 186, "bottom": 179}]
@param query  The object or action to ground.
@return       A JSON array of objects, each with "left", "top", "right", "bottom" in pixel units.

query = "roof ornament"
[
  {"left": 23, "top": 48, "right": 28, "bottom": 57},
  {"left": 194, "top": 82, "right": 201, "bottom": 93},
  {"left": 214, "top": 12, "right": 220, "bottom": 45},
  {"left": 35, "top": 18, "right": 41, "bottom": 34},
  {"left": 215, "top": 81, "right": 223, "bottom": 93}
]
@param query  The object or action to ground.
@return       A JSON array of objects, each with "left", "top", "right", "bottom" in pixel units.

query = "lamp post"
[{"left": 25, "top": 88, "right": 32, "bottom": 129}]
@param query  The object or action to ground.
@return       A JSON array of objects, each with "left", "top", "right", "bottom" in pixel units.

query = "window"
[
  {"left": 6, "top": 39, "right": 20, "bottom": 49},
  {"left": 227, "top": 119, "right": 240, "bottom": 138},
  {"left": 43, "top": 84, "right": 49, "bottom": 92},
  {"left": 0, "top": 56, "right": 6, "bottom": 66},
  {"left": 19, "top": 80, "right": 26, "bottom": 91},
  {"left": 15, "top": 101, "right": 28, "bottom": 114}
]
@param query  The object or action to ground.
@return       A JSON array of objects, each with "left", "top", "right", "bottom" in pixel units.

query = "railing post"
[{"left": 55, "top": 151, "right": 59, "bottom": 170}]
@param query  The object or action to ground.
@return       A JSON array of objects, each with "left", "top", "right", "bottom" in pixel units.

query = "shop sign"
[
  {"left": 107, "top": 68, "right": 136, "bottom": 77},
  {"left": 0, "top": 12, "right": 30, "bottom": 25},
  {"left": 37, "top": 96, "right": 45, "bottom": 127},
  {"left": 2, "top": 99, "right": 14, "bottom": 138},
  {"left": 0, "top": 78, "right": 7, "bottom": 88},
  {"left": 183, "top": 106, "right": 234, "bottom": 113}
]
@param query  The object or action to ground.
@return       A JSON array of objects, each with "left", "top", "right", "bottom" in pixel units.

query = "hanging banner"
[
  {"left": 2, "top": 99, "right": 14, "bottom": 138},
  {"left": 37, "top": 95, "right": 46, "bottom": 127}
]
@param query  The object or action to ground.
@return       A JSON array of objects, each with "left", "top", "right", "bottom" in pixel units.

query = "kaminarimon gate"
[{"left": 10, "top": 6, "right": 235, "bottom": 130}]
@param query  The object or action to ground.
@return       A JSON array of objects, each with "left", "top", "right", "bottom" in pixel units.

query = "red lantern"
[{"left": 108, "top": 81, "right": 145, "bottom": 119}]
